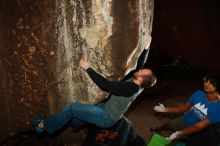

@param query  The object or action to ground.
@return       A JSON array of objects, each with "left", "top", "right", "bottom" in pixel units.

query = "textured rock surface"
[
  {"left": 0, "top": 0, "right": 154, "bottom": 142},
  {"left": 0, "top": 0, "right": 55, "bottom": 141},
  {"left": 54, "top": 0, "right": 154, "bottom": 105}
]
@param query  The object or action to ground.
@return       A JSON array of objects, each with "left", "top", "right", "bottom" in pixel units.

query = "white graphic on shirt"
[
  {"left": 192, "top": 103, "right": 208, "bottom": 119},
  {"left": 194, "top": 103, "right": 208, "bottom": 115}
]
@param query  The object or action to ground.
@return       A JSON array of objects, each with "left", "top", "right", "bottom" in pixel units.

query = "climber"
[{"left": 32, "top": 48, "right": 157, "bottom": 134}]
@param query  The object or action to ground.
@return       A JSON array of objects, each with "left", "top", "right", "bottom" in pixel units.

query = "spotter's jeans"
[{"left": 43, "top": 102, "right": 115, "bottom": 134}]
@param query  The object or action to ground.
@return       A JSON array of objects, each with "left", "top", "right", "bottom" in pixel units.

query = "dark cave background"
[{"left": 150, "top": 0, "right": 220, "bottom": 73}]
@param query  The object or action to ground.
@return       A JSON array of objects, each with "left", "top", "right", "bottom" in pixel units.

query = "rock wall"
[
  {"left": 54, "top": 0, "right": 154, "bottom": 105},
  {"left": 0, "top": 0, "right": 154, "bottom": 142},
  {"left": 0, "top": 0, "right": 55, "bottom": 141}
]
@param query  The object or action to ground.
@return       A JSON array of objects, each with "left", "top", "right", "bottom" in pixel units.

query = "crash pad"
[{"left": 83, "top": 117, "right": 146, "bottom": 146}]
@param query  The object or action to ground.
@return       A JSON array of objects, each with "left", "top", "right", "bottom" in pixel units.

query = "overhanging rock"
[
  {"left": 54, "top": 0, "right": 154, "bottom": 105},
  {"left": 0, "top": 0, "right": 154, "bottom": 141}
]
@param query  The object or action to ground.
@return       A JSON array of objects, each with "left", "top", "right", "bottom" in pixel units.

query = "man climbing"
[{"left": 32, "top": 48, "right": 157, "bottom": 134}]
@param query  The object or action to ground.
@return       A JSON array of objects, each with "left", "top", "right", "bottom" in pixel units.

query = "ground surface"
[{"left": 0, "top": 66, "right": 203, "bottom": 145}]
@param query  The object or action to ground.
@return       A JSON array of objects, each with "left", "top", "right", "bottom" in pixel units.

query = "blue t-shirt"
[{"left": 183, "top": 90, "right": 220, "bottom": 126}]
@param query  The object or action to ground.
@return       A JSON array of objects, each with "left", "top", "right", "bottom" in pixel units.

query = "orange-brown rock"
[{"left": 0, "top": 0, "right": 154, "bottom": 142}]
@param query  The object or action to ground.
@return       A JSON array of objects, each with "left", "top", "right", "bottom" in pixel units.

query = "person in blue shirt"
[
  {"left": 152, "top": 72, "right": 220, "bottom": 140},
  {"left": 32, "top": 48, "right": 157, "bottom": 134}
]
